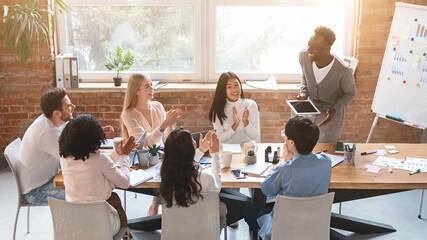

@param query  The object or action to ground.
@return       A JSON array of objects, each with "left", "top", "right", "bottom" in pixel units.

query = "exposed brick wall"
[{"left": 1, "top": 0, "right": 427, "bottom": 158}]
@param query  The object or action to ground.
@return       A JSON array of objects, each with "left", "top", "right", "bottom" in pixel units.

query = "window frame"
[
  {"left": 56, "top": 0, "right": 355, "bottom": 83},
  {"left": 207, "top": 0, "right": 356, "bottom": 82}
]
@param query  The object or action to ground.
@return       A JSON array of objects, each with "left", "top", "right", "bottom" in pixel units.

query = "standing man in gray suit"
[{"left": 296, "top": 26, "right": 356, "bottom": 143}]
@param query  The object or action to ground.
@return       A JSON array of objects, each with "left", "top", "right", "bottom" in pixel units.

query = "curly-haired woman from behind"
[{"left": 59, "top": 114, "right": 137, "bottom": 237}]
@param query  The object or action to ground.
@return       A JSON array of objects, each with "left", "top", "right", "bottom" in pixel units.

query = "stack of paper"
[{"left": 129, "top": 169, "right": 153, "bottom": 187}]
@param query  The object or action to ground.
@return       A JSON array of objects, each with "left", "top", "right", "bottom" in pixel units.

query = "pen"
[
  {"left": 201, "top": 165, "right": 211, "bottom": 171},
  {"left": 316, "top": 150, "right": 328, "bottom": 154},
  {"left": 409, "top": 169, "right": 421, "bottom": 175},
  {"left": 386, "top": 165, "right": 393, "bottom": 173},
  {"left": 401, "top": 156, "right": 407, "bottom": 164},
  {"left": 361, "top": 150, "right": 377, "bottom": 155}
]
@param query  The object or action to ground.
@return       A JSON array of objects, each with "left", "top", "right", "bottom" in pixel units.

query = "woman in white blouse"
[
  {"left": 209, "top": 72, "right": 260, "bottom": 143},
  {"left": 59, "top": 114, "right": 137, "bottom": 236}
]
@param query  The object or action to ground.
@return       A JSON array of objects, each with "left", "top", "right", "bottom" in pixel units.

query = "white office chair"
[
  {"left": 4, "top": 138, "right": 41, "bottom": 240},
  {"left": 161, "top": 192, "right": 226, "bottom": 240},
  {"left": 48, "top": 197, "right": 129, "bottom": 240},
  {"left": 271, "top": 192, "right": 335, "bottom": 240}
]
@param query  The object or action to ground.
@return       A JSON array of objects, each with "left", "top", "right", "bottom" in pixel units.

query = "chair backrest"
[
  {"left": 161, "top": 192, "right": 220, "bottom": 240},
  {"left": 48, "top": 197, "right": 114, "bottom": 240},
  {"left": 272, "top": 192, "right": 335, "bottom": 240},
  {"left": 4, "top": 138, "right": 23, "bottom": 200}
]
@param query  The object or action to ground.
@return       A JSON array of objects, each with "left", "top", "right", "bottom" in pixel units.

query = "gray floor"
[{"left": 1, "top": 167, "right": 426, "bottom": 240}]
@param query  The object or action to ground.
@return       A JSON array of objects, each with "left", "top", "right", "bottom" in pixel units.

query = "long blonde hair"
[{"left": 121, "top": 73, "right": 149, "bottom": 138}]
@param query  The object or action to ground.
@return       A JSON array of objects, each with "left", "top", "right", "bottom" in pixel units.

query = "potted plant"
[
  {"left": 1, "top": 0, "right": 71, "bottom": 62},
  {"left": 247, "top": 149, "right": 256, "bottom": 165},
  {"left": 148, "top": 144, "right": 161, "bottom": 165},
  {"left": 104, "top": 46, "right": 134, "bottom": 87}
]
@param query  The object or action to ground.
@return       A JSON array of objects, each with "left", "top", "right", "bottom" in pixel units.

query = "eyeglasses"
[{"left": 281, "top": 129, "right": 286, "bottom": 137}]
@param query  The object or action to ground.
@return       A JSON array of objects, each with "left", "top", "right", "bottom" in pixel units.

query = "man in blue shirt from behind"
[{"left": 244, "top": 116, "right": 332, "bottom": 240}]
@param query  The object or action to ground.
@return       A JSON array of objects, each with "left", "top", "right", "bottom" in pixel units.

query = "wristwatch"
[{"left": 159, "top": 127, "right": 165, "bottom": 132}]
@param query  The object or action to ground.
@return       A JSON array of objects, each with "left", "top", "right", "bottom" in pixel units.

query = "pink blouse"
[{"left": 121, "top": 101, "right": 171, "bottom": 146}]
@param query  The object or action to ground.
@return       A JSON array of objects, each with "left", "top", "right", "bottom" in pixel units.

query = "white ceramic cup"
[
  {"left": 244, "top": 141, "right": 258, "bottom": 155},
  {"left": 221, "top": 151, "right": 233, "bottom": 168},
  {"left": 113, "top": 137, "right": 123, "bottom": 150}
]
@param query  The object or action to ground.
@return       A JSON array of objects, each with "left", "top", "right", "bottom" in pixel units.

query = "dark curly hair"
[
  {"left": 209, "top": 71, "right": 245, "bottom": 125},
  {"left": 159, "top": 128, "right": 203, "bottom": 208},
  {"left": 40, "top": 88, "right": 67, "bottom": 118},
  {"left": 314, "top": 26, "right": 336, "bottom": 47},
  {"left": 285, "top": 116, "right": 319, "bottom": 155},
  {"left": 59, "top": 114, "right": 106, "bottom": 161}
]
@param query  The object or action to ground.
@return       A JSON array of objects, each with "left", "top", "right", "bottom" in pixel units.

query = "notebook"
[
  {"left": 129, "top": 169, "right": 153, "bottom": 187},
  {"left": 323, "top": 153, "right": 344, "bottom": 168},
  {"left": 242, "top": 163, "right": 271, "bottom": 176}
]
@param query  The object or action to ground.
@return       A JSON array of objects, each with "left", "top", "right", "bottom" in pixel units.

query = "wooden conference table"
[{"left": 54, "top": 143, "right": 427, "bottom": 238}]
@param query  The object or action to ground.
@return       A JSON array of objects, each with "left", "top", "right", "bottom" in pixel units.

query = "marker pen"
[
  {"left": 361, "top": 150, "right": 377, "bottom": 155},
  {"left": 401, "top": 156, "right": 407, "bottom": 164},
  {"left": 409, "top": 169, "right": 421, "bottom": 175},
  {"left": 386, "top": 165, "right": 393, "bottom": 173}
]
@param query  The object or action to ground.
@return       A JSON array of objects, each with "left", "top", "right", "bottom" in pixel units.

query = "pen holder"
[{"left": 344, "top": 148, "right": 356, "bottom": 165}]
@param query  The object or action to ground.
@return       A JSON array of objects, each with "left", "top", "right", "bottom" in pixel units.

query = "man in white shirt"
[
  {"left": 296, "top": 26, "right": 356, "bottom": 143},
  {"left": 20, "top": 88, "right": 76, "bottom": 205}
]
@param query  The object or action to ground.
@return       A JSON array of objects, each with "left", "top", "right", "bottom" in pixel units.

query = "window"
[{"left": 57, "top": 0, "right": 355, "bottom": 83}]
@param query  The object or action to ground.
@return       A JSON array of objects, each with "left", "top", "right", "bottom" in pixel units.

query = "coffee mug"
[
  {"left": 244, "top": 141, "right": 258, "bottom": 155},
  {"left": 221, "top": 151, "right": 233, "bottom": 168}
]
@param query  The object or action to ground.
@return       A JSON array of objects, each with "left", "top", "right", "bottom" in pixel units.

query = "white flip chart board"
[{"left": 371, "top": 2, "right": 427, "bottom": 129}]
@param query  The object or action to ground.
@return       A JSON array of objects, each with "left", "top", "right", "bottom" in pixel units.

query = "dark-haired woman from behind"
[
  {"left": 209, "top": 71, "right": 260, "bottom": 143},
  {"left": 59, "top": 114, "right": 137, "bottom": 237},
  {"left": 160, "top": 128, "right": 227, "bottom": 228}
]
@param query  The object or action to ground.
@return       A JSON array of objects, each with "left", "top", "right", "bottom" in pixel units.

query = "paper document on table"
[
  {"left": 145, "top": 163, "right": 162, "bottom": 180},
  {"left": 222, "top": 144, "right": 242, "bottom": 153},
  {"left": 365, "top": 164, "right": 381, "bottom": 173},
  {"left": 373, "top": 156, "right": 427, "bottom": 172},
  {"left": 129, "top": 169, "right": 153, "bottom": 187},
  {"left": 246, "top": 77, "right": 278, "bottom": 90},
  {"left": 323, "top": 153, "right": 344, "bottom": 167}
]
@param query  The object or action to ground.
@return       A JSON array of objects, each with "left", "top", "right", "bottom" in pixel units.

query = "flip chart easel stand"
[{"left": 366, "top": 114, "right": 427, "bottom": 143}]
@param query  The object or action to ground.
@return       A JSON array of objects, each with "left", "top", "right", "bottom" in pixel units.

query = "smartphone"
[{"left": 231, "top": 169, "right": 246, "bottom": 179}]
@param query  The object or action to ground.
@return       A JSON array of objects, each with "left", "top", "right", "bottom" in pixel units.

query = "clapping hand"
[
  {"left": 163, "top": 108, "right": 182, "bottom": 129},
  {"left": 242, "top": 106, "right": 249, "bottom": 127},
  {"left": 116, "top": 136, "right": 139, "bottom": 156},
  {"left": 208, "top": 132, "right": 219, "bottom": 154},
  {"left": 102, "top": 125, "right": 114, "bottom": 138},
  {"left": 232, "top": 107, "right": 240, "bottom": 131},
  {"left": 199, "top": 131, "right": 214, "bottom": 153}
]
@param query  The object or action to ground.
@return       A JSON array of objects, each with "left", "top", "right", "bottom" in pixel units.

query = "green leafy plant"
[
  {"left": 148, "top": 144, "right": 161, "bottom": 156},
  {"left": 105, "top": 46, "right": 134, "bottom": 78},
  {"left": 247, "top": 150, "right": 255, "bottom": 156},
  {"left": 1, "top": 0, "right": 71, "bottom": 62}
]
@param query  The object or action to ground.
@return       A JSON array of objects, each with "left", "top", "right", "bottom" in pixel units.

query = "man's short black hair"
[
  {"left": 314, "top": 26, "right": 336, "bottom": 47},
  {"left": 285, "top": 116, "right": 319, "bottom": 155},
  {"left": 40, "top": 88, "right": 67, "bottom": 118}
]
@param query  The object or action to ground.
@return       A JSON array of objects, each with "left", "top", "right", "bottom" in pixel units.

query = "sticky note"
[
  {"left": 391, "top": 36, "right": 399, "bottom": 45},
  {"left": 413, "top": 53, "right": 421, "bottom": 67},
  {"left": 388, "top": 150, "right": 399, "bottom": 154},
  {"left": 402, "top": 26, "right": 411, "bottom": 39},
  {"left": 385, "top": 145, "right": 396, "bottom": 150}
]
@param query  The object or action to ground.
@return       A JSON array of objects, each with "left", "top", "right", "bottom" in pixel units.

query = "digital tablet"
[{"left": 286, "top": 100, "right": 321, "bottom": 115}]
